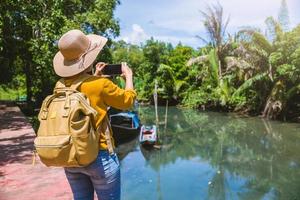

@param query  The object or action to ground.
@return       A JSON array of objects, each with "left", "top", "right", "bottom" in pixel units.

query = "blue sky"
[{"left": 114, "top": 0, "right": 300, "bottom": 48}]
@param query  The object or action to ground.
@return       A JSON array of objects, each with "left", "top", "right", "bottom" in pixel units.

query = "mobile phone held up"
[{"left": 102, "top": 64, "right": 122, "bottom": 76}]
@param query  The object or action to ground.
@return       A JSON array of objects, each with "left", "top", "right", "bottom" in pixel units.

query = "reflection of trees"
[
  {"left": 138, "top": 106, "right": 300, "bottom": 199},
  {"left": 208, "top": 169, "right": 228, "bottom": 200}
]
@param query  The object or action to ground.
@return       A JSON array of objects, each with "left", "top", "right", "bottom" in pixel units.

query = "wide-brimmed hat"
[{"left": 53, "top": 29, "right": 107, "bottom": 77}]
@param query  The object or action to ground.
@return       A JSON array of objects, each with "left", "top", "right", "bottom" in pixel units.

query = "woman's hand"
[
  {"left": 94, "top": 62, "right": 106, "bottom": 76},
  {"left": 121, "top": 62, "right": 134, "bottom": 90},
  {"left": 94, "top": 61, "right": 134, "bottom": 90},
  {"left": 121, "top": 62, "right": 133, "bottom": 80}
]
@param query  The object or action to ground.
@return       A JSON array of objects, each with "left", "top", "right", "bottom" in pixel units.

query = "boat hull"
[
  {"left": 112, "top": 124, "right": 140, "bottom": 146},
  {"left": 109, "top": 111, "right": 141, "bottom": 146},
  {"left": 139, "top": 125, "right": 157, "bottom": 146}
]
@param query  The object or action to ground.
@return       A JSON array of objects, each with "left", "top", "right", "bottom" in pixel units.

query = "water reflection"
[
  {"left": 116, "top": 138, "right": 139, "bottom": 161},
  {"left": 121, "top": 106, "right": 300, "bottom": 200}
]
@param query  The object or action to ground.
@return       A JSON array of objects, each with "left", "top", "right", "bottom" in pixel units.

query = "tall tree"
[
  {"left": 0, "top": 1, "right": 18, "bottom": 83},
  {"left": 198, "top": 3, "right": 230, "bottom": 69},
  {"left": 0, "top": 0, "right": 120, "bottom": 106},
  {"left": 137, "top": 38, "right": 171, "bottom": 100},
  {"left": 278, "top": 0, "right": 290, "bottom": 32}
]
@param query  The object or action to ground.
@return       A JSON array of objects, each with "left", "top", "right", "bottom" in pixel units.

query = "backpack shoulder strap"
[
  {"left": 70, "top": 74, "right": 93, "bottom": 90},
  {"left": 55, "top": 78, "right": 66, "bottom": 89},
  {"left": 103, "top": 115, "right": 115, "bottom": 155}
]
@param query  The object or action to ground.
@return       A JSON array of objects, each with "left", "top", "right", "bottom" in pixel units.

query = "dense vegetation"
[
  {"left": 111, "top": 2, "right": 300, "bottom": 121},
  {"left": 0, "top": 0, "right": 120, "bottom": 107},
  {"left": 1, "top": 0, "right": 299, "bottom": 121}
]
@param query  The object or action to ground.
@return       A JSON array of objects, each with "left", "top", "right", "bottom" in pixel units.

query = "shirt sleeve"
[{"left": 102, "top": 79, "right": 137, "bottom": 110}]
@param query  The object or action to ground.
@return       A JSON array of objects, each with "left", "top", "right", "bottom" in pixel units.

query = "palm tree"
[
  {"left": 198, "top": 3, "right": 231, "bottom": 70},
  {"left": 186, "top": 3, "right": 237, "bottom": 107},
  {"left": 238, "top": 18, "right": 300, "bottom": 119}
]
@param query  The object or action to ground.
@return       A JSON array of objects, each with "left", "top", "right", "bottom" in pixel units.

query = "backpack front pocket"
[
  {"left": 34, "top": 135, "right": 78, "bottom": 167},
  {"left": 72, "top": 128, "right": 100, "bottom": 166}
]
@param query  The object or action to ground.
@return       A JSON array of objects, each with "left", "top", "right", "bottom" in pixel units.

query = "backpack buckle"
[
  {"left": 62, "top": 109, "right": 70, "bottom": 117},
  {"left": 63, "top": 94, "right": 71, "bottom": 117}
]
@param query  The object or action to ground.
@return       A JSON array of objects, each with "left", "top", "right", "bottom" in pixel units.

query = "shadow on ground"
[
  {"left": 0, "top": 134, "right": 35, "bottom": 166},
  {"left": 0, "top": 103, "right": 36, "bottom": 166},
  {"left": 0, "top": 106, "right": 30, "bottom": 131}
]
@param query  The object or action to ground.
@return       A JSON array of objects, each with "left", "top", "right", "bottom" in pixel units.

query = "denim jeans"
[{"left": 64, "top": 150, "right": 120, "bottom": 200}]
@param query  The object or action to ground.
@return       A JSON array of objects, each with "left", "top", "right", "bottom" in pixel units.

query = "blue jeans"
[{"left": 64, "top": 151, "right": 120, "bottom": 200}]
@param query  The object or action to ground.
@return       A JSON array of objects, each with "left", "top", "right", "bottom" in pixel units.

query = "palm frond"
[
  {"left": 219, "top": 78, "right": 231, "bottom": 105},
  {"left": 238, "top": 29, "right": 273, "bottom": 54},
  {"left": 200, "top": 3, "right": 229, "bottom": 48},
  {"left": 265, "top": 17, "right": 284, "bottom": 41},
  {"left": 225, "top": 56, "right": 253, "bottom": 71},
  {"left": 232, "top": 72, "right": 268, "bottom": 98},
  {"left": 186, "top": 55, "right": 209, "bottom": 66},
  {"left": 174, "top": 80, "right": 188, "bottom": 94},
  {"left": 286, "top": 84, "right": 300, "bottom": 101},
  {"left": 195, "top": 35, "right": 210, "bottom": 45},
  {"left": 208, "top": 49, "right": 220, "bottom": 82}
]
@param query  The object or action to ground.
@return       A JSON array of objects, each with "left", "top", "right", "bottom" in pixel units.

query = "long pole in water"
[
  {"left": 154, "top": 80, "right": 159, "bottom": 125},
  {"left": 164, "top": 100, "right": 168, "bottom": 131}
]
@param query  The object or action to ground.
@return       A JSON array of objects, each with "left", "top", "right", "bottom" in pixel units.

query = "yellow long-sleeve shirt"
[{"left": 64, "top": 74, "right": 137, "bottom": 150}]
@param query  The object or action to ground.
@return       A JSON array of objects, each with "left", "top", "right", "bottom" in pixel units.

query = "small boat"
[
  {"left": 139, "top": 125, "right": 157, "bottom": 145},
  {"left": 110, "top": 112, "right": 141, "bottom": 145}
]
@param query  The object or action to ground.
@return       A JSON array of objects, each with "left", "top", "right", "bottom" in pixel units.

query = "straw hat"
[{"left": 53, "top": 29, "right": 107, "bottom": 77}]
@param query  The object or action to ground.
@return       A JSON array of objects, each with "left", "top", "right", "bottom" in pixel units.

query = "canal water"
[{"left": 116, "top": 106, "right": 300, "bottom": 200}]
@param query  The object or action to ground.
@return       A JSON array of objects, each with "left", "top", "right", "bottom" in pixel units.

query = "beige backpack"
[{"left": 34, "top": 74, "right": 113, "bottom": 167}]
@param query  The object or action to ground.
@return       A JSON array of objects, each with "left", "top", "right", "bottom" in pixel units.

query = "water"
[{"left": 116, "top": 106, "right": 300, "bottom": 200}]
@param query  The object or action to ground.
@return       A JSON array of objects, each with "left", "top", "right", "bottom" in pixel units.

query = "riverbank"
[
  {"left": 0, "top": 102, "right": 73, "bottom": 199},
  {"left": 139, "top": 99, "right": 300, "bottom": 123}
]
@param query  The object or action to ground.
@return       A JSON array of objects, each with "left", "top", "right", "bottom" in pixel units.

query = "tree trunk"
[
  {"left": 268, "top": 63, "right": 274, "bottom": 81},
  {"left": 0, "top": 15, "right": 16, "bottom": 83},
  {"left": 24, "top": 60, "right": 33, "bottom": 104}
]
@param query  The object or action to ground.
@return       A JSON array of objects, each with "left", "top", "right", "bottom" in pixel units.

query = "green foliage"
[
  {"left": 217, "top": 77, "right": 231, "bottom": 105},
  {"left": 232, "top": 73, "right": 268, "bottom": 99},
  {"left": 0, "top": 74, "right": 26, "bottom": 100},
  {"left": 0, "top": 0, "right": 120, "bottom": 106},
  {"left": 278, "top": 0, "right": 290, "bottom": 32},
  {"left": 128, "top": 38, "right": 173, "bottom": 100},
  {"left": 208, "top": 49, "right": 220, "bottom": 84},
  {"left": 111, "top": 41, "right": 144, "bottom": 74},
  {"left": 156, "top": 64, "right": 175, "bottom": 99},
  {"left": 236, "top": 21, "right": 300, "bottom": 119},
  {"left": 1, "top": 1, "right": 300, "bottom": 121},
  {"left": 167, "top": 44, "right": 193, "bottom": 79}
]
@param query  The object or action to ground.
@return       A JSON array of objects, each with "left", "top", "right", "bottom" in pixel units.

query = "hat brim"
[{"left": 53, "top": 34, "right": 108, "bottom": 77}]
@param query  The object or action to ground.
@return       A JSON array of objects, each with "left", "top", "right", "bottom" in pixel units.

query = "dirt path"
[{"left": 0, "top": 103, "right": 72, "bottom": 200}]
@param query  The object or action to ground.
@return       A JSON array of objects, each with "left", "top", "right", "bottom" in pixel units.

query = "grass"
[
  {"left": 0, "top": 85, "right": 26, "bottom": 101},
  {"left": 0, "top": 82, "right": 38, "bottom": 132}
]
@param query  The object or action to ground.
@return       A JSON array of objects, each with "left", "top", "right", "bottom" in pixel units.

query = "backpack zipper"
[{"left": 35, "top": 143, "right": 70, "bottom": 148}]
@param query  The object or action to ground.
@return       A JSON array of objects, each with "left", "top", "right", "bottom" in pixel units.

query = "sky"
[{"left": 114, "top": 0, "right": 300, "bottom": 48}]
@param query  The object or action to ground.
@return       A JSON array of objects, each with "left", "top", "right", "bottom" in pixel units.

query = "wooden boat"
[
  {"left": 110, "top": 112, "right": 141, "bottom": 145},
  {"left": 139, "top": 125, "right": 157, "bottom": 146}
]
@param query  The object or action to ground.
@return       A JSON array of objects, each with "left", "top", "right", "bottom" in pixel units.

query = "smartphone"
[{"left": 102, "top": 64, "right": 122, "bottom": 75}]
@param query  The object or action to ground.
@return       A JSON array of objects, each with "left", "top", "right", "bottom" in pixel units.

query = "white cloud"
[
  {"left": 151, "top": 0, "right": 286, "bottom": 34},
  {"left": 154, "top": 35, "right": 200, "bottom": 47},
  {"left": 116, "top": 0, "right": 300, "bottom": 47},
  {"left": 121, "top": 24, "right": 149, "bottom": 45},
  {"left": 154, "top": 19, "right": 204, "bottom": 35},
  {"left": 119, "top": 23, "right": 200, "bottom": 47}
]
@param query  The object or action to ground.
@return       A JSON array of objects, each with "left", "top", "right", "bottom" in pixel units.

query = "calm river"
[{"left": 116, "top": 106, "right": 300, "bottom": 200}]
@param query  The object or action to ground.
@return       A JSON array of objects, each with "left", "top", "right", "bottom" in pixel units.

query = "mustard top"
[{"left": 64, "top": 74, "right": 137, "bottom": 150}]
